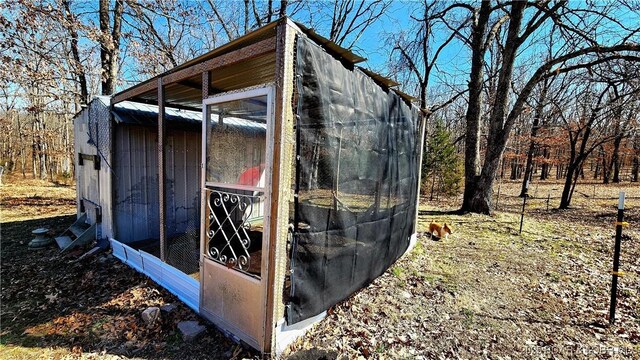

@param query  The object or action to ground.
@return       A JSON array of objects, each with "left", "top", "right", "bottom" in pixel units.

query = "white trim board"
[{"left": 109, "top": 238, "right": 200, "bottom": 312}]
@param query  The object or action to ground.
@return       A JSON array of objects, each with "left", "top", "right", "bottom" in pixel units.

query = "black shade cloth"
[{"left": 287, "top": 36, "right": 421, "bottom": 324}]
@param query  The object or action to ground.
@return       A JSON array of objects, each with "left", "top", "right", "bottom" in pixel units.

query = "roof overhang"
[{"left": 111, "top": 17, "right": 417, "bottom": 110}]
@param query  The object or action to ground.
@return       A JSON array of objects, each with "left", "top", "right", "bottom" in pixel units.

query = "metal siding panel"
[{"left": 147, "top": 128, "right": 160, "bottom": 239}]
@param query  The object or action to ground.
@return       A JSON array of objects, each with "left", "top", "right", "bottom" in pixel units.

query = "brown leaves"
[{"left": 288, "top": 185, "right": 640, "bottom": 358}]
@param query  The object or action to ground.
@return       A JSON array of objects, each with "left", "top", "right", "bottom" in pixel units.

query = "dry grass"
[
  {"left": 1, "top": 175, "right": 639, "bottom": 359},
  {"left": 0, "top": 173, "right": 76, "bottom": 223},
  {"left": 290, "top": 180, "right": 640, "bottom": 359}
]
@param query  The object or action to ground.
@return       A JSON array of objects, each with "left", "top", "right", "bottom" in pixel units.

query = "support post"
[
  {"left": 413, "top": 112, "right": 428, "bottom": 237},
  {"left": 264, "top": 19, "right": 296, "bottom": 355},
  {"left": 200, "top": 71, "right": 210, "bottom": 266},
  {"left": 609, "top": 191, "right": 625, "bottom": 324},
  {"left": 202, "top": 71, "right": 210, "bottom": 99},
  {"left": 333, "top": 126, "right": 343, "bottom": 211},
  {"left": 158, "top": 78, "right": 167, "bottom": 262}
]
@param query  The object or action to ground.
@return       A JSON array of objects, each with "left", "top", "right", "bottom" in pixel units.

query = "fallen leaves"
[
  {"left": 2, "top": 214, "right": 258, "bottom": 359},
  {"left": 286, "top": 182, "right": 640, "bottom": 358}
]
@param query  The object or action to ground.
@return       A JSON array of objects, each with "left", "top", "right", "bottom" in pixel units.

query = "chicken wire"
[
  {"left": 86, "top": 98, "right": 113, "bottom": 174},
  {"left": 164, "top": 129, "right": 201, "bottom": 276}
]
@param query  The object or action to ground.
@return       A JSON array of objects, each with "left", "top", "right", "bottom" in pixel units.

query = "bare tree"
[
  {"left": 556, "top": 74, "right": 639, "bottom": 208},
  {"left": 445, "top": 0, "right": 640, "bottom": 214},
  {"left": 99, "top": 0, "right": 124, "bottom": 95},
  {"left": 125, "top": 0, "right": 205, "bottom": 77},
  {"left": 387, "top": 1, "right": 468, "bottom": 111}
]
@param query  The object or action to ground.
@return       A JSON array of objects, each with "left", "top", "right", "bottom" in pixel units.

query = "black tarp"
[{"left": 287, "top": 36, "right": 421, "bottom": 324}]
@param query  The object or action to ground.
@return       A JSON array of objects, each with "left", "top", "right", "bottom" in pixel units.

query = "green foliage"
[{"left": 421, "top": 119, "right": 463, "bottom": 197}]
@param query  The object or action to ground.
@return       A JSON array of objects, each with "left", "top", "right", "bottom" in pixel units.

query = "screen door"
[{"left": 200, "top": 86, "right": 274, "bottom": 350}]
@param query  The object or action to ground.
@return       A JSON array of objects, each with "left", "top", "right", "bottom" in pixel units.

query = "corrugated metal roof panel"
[
  {"left": 357, "top": 67, "right": 400, "bottom": 88},
  {"left": 111, "top": 18, "right": 419, "bottom": 110},
  {"left": 112, "top": 101, "right": 267, "bottom": 135},
  {"left": 392, "top": 88, "right": 418, "bottom": 104},
  {"left": 293, "top": 21, "right": 367, "bottom": 63}
]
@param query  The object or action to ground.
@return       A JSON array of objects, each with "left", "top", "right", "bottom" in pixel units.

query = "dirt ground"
[{"left": 1, "top": 175, "right": 639, "bottom": 359}]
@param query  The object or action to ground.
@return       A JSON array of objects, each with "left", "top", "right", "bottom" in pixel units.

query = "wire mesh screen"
[
  {"left": 82, "top": 99, "right": 112, "bottom": 226},
  {"left": 164, "top": 129, "right": 201, "bottom": 277},
  {"left": 203, "top": 95, "right": 269, "bottom": 278},
  {"left": 287, "top": 37, "right": 421, "bottom": 324},
  {"left": 112, "top": 125, "right": 160, "bottom": 244}
]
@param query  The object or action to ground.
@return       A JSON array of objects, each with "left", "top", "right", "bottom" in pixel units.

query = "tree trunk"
[
  {"left": 465, "top": 1, "right": 527, "bottom": 214},
  {"left": 63, "top": 0, "right": 88, "bottom": 105},
  {"left": 99, "top": 0, "right": 123, "bottom": 95},
  {"left": 540, "top": 146, "right": 549, "bottom": 180},
  {"left": 602, "top": 148, "right": 610, "bottom": 184},
  {"left": 21, "top": 149, "right": 26, "bottom": 178},
  {"left": 559, "top": 163, "right": 579, "bottom": 209},
  {"left": 610, "top": 134, "right": 623, "bottom": 183},
  {"left": 461, "top": 1, "right": 491, "bottom": 212},
  {"left": 244, "top": 0, "right": 250, "bottom": 34},
  {"left": 510, "top": 158, "right": 518, "bottom": 180}
]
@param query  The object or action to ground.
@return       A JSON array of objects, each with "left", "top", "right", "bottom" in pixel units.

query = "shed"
[{"left": 73, "top": 18, "right": 426, "bottom": 355}]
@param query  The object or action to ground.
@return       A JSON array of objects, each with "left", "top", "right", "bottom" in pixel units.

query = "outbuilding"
[{"left": 73, "top": 18, "right": 425, "bottom": 355}]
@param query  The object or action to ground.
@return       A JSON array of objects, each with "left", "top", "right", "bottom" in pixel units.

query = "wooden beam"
[
  {"left": 112, "top": 79, "right": 157, "bottom": 105},
  {"left": 202, "top": 71, "right": 210, "bottom": 99},
  {"left": 179, "top": 79, "right": 220, "bottom": 95},
  {"left": 263, "top": 20, "right": 296, "bottom": 355},
  {"left": 158, "top": 78, "right": 167, "bottom": 262},
  {"left": 112, "top": 36, "right": 276, "bottom": 105},
  {"left": 177, "top": 80, "right": 202, "bottom": 91}
]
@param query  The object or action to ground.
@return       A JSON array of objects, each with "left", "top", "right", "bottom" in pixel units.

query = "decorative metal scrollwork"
[{"left": 206, "top": 188, "right": 263, "bottom": 274}]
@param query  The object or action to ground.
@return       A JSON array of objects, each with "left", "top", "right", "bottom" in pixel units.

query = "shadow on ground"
[{"left": 0, "top": 215, "right": 258, "bottom": 359}]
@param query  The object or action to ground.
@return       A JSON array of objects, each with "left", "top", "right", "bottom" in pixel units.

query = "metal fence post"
[
  {"left": 496, "top": 181, "right": 501, "bottom": 210},
  {"left": 546, "top": 193, "right": 550, "bottom": 211},
  {"left": 609, "top": 191, "right": 625, "bottom": 324}
]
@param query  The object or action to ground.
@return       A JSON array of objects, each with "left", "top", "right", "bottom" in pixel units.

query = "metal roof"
[
  {"left": 292, "top": 21, "right": 367, "bottom": 64},
  {"left": 112, "top": 101, "right": 267, "bottom": 135}
]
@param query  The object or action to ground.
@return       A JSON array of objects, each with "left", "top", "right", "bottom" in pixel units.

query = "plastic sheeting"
[{"left": 287, "top": 37, "right": 421, "bottom": 324}]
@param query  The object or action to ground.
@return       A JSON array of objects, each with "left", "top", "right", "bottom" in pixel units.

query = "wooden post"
[
  {"left": 264, "top": 19, "right": 295, "bottom": 354},
  {"left": 201, "top": 70, "right": 211, "bottom": 262},
  {"left": 158, "top": 78, "right": 167, "bottom": 262},
  {"left": 609, "top": 192, "right": 625, "bottom": 324}
]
